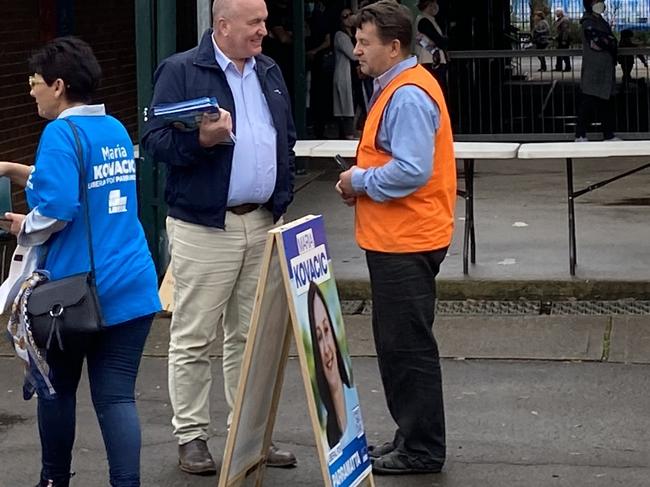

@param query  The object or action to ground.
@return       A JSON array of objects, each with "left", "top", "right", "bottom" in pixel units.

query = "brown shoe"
[
  {"left": 178, "top": 438, "right": 217, "bottom": 475},
  {"left": 266, "top": 443, "right": 297, "bottom": 468}
]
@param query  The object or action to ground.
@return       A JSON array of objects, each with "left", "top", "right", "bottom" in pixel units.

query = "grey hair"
[
  {"left": 212, "top": 0, "right": 234, "bottom": 19},
  {"left": 555, "top": 6, "right": 564, "bottom": 14}
]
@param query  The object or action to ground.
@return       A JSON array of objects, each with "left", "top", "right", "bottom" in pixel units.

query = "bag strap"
[{"left": 62, "top": 118, "right": 98, "bottom": 282}]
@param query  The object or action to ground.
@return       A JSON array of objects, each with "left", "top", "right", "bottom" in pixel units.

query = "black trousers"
[
  {"left": 575, "top": 93, "right": 615, "bottom": 139},
  {"left": 365, "top": 248, "right": 447, "bottom": 463},
  {"left": 555, "top": 42, "right": 571, "bottom": 70}
]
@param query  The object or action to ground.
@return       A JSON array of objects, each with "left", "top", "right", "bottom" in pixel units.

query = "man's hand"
[
  {"left": 335, "top": 181, "right": 357, "bottom": 206},
  {"left": 3, "top": 212, "right": 25, "bottom": 236},
  {"left": 336, "top": 167, "right": 362, "bottom": 207},
  {"left": 198, "top": 108, "right": 232, "bottom": 148},
  {"left": 338, "top": 167, "right": 357, "bottom": 195}
]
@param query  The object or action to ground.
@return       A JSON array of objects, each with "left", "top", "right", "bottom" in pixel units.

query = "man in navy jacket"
[{"left": 142, "top": 0, "right": 296, "bottom": 475}]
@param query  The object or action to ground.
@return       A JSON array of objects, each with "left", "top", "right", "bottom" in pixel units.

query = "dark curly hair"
[{"left": 28, "top": 36, "right": 102, "bottom": 104}]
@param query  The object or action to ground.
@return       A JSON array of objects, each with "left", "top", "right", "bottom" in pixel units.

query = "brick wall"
[
  {"left": 75, "top": 0, "right": 138, "bottom": 138},
  {"left": 0, "top": 0, "right": 137, "bottom": 213},
  {"left": 0, "top": 1, "right": 46, "bottom": 168}
]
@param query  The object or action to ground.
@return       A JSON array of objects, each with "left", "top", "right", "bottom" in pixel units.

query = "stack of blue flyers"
[{"left": 152, "top": 97, "right": 220, "bottom": 130}]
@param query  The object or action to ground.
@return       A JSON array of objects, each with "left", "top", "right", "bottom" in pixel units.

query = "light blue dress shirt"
[
  {"left": 351, "top": 56, "right": 441, "bottom": 202},
  {"left": 212, "top": 36, "right": 277, "bottom": 206}
]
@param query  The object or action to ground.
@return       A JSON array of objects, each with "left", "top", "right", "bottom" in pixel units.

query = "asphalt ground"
[
  {"left": 1, "top": 156, "right": 649, "bottom": 485},
  {"left": 1, "top": 355, "right": 649, "bottom": 487}
]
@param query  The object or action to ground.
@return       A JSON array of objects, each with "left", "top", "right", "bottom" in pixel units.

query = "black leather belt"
[{"left": 227, "top": 203, "right": 260, "bottom": 215}]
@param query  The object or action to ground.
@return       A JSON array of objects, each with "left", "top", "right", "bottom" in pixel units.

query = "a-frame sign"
[{"left": 218, "top": 215, "right": 374, "bottom": 487}]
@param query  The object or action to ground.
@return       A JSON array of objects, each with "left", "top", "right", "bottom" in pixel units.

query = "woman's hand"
[{"left": 3, "top": 212, "right": 25, "bottom": 236}]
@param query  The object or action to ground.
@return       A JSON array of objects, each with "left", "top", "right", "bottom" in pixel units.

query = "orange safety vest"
[{"left": 355, "top": 64, "right": 456, "bottom": 253}]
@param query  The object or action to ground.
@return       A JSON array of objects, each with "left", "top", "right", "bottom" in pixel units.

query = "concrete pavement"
[
  {"left": 1, "top": 312, "right": 650, "bottom": 486},
  {"left": 290, "top": 157, "right": 650, "bottom": 299},
  {"left": 1, "top": 155, "right": 649, "bottom": 485},
  {"left": 1, "top": 354, "right": 650, "bottom": 487}
]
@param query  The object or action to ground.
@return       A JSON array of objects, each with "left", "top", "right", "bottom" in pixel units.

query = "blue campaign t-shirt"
[{"left": 26, "top": 113, "right": 161, "bottom": 326}]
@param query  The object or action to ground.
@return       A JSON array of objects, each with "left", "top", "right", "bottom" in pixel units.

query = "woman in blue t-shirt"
[{"left": 0, "top": 37, "right": 161, "bottom": 487}]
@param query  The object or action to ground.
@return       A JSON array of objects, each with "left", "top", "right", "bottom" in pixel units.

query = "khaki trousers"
[{"left": 166, "top": 209, "right": 279, "bottom": 444}]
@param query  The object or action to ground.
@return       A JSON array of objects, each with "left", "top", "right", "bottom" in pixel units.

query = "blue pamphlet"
[{"left": 152, "top": 97, "right": 220, "bottom": 130}]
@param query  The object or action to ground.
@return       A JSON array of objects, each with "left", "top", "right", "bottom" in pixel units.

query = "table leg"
[
  {"left": 566, "top": 158, "right": 577, "bottom": 276},
  {"left": 462, "top": 159, "right": 475, "bottom": 275},
  {"left": 467, "top": 160, "right": 476, "bottom": 264}
]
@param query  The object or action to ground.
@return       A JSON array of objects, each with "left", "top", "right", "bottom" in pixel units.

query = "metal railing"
[
  {"left": 510, "top": 0, "right": 650, "bottom": 33},
  {"left": 448, "top": 48, "right": 650, "bottom": 140}
]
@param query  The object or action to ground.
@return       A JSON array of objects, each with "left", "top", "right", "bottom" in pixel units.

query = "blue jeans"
[{"left": 38, "top": 314, "right": 153, "bottom": 487}]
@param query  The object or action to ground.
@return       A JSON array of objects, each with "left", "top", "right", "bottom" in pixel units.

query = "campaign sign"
[{"left": 280, "top": 216, "right": 371, "bottom": 487}]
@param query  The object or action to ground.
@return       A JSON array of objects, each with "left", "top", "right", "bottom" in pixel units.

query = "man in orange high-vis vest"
[{"left": 337, "top": 0, "right": 456, "bottom": 476}]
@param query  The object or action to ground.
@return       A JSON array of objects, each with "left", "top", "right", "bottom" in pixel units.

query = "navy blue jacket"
[{"left": 142, "top": 30, "right": 296, "bottom": 228}]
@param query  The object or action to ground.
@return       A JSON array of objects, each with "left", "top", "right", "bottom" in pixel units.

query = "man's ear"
[
  {"left": 216, "top": 17, "right": 229, "bottom": 37},
  {"left": 390, "top": 39, "right": 402, "bottom": 59}
]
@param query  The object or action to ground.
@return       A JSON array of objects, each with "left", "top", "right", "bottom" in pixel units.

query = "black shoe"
[
  {"left": 368, "top": 441, "right": 395, "bottom": 459},
  {"left": 178, "top": 439, "right": 217, "bottom": 475},
  {"left": 371, "top": 450, "right": 443, "bottom": 475},
  {"left": 35, "top": 472, "right": 74, "bottom": 486},
  {"left": 267, "top": 443, "right": 297, "bottom": 468}
]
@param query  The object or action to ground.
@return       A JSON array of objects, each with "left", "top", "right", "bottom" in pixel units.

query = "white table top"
[
  {"left": 454, "top": 142, "right": 520, "bottom": 159},
  {"left": 294, "top": 139, "right": 329, "bottom": 157},
  {"left": 518, "top": 140, "right": 650, "bottom": 159},
  {"left": 309, "top": 139, "right": 358, "bottom": 158},
  {"left": 298, "top": 140, "right": 522, "bottom": 159}
]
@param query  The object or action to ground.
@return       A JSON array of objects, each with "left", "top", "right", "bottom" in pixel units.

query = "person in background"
[
  {"left": 3, "top": 36, "right": 160, "bottom": 487},
  {"left": 575, "top": 0, "right": 619, "bottom": 141},
  {"left": 532, "top": 11, "right": 551, "bottom": 72},
  {"left": 415, "top": 0, "right": 449, "bottom": 95},
  {"left": 337, "top": 0, "right": 456, "bottom": 476},
  {"left": 142, "top": 0, "right": 297, "bottom": 475},
  {"left": 333, "top": 8, "right": 360, "bottom": 139},
  {"left": 553, "top": 7, "right": 572, "bottom": 71},
  {"left": 618, "top": 29, "right": 648, "bottom": 85}
]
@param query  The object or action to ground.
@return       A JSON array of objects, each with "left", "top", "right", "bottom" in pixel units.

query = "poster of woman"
[
  {"left": 279, "top": 215, "right": 371, "bottom": 487},
  {"left": 308, "top": 281, "right": 351, "bottom": 448}
]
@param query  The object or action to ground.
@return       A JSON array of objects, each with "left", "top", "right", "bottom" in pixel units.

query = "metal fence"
[
  {"left": 511, "top": 0, "right": 650, "bottom": 33},
  {"left": 448, "top": 47, "right": 650, "bottom": 140}
]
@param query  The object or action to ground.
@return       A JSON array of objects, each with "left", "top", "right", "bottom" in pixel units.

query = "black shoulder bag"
[{"left": 27, "top": 119, "right": 105, "bottom": 350}]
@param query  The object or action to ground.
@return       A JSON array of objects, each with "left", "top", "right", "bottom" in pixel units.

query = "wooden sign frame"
[{"left": 219, "top": 215, "right": 374, "bottom": 487}]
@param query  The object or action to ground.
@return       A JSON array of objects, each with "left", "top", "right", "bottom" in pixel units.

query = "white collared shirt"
[{"left": 211, "top": 35, "right": 277, "bottom": 206}]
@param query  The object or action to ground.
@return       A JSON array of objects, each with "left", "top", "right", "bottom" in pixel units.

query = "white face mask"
[{"left": 592, "top": 2, "right": 606, "bottom": 14}]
